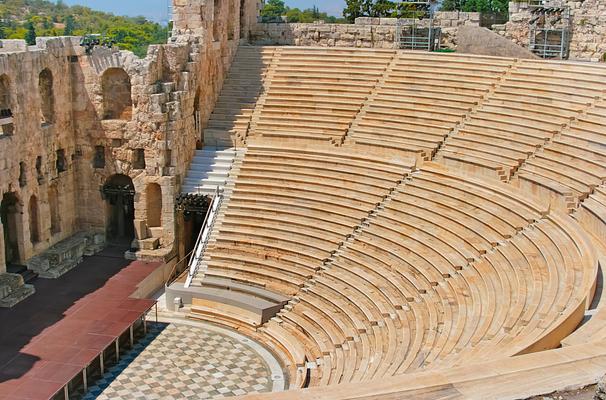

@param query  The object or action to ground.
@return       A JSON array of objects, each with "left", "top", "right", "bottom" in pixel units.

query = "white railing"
[{"left": 184, "top": 186, "right": 224, "bottom": 288}]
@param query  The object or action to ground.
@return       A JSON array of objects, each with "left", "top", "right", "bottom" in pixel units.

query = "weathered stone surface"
[
  {"left": 501, "top": 0, "right": 606, "bottom": 61},
  {"left": 0, "top": 272, "right": 35, "bottom": 308},
  {"left": 596, "top": 374, "right": 606, "bottom": 400},
  {"left": 252, "top": 12, "right": 481, "bottom": 50},
  {"left": 0, "top": 0, "right": 261, "bottom": 283}
]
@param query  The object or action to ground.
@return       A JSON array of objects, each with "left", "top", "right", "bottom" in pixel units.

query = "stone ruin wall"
[
  {"left": 497, "top": 0, "right": 606, "bottom": 61},
  {"left": 251, "top": 12, "right": 481, "bottom": 50},
  {"left": 0, "top": 0, "right": 259, "bottom": 274},
  {"left": 0, "top": 38, "right": 79, "bottom": 271}
]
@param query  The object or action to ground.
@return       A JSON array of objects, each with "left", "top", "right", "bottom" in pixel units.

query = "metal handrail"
[
  {"left": 165, "top": 248, "right": 196, "bottom": 287},
  {"left": 184, "top": 186, "right": 224, "bottom": 288}
]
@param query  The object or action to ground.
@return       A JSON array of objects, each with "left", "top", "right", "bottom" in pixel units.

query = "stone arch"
[
  {"left": 103, "top": 174, "right": 135, "bottom": 243},
  {"left": 39, "top": 68, "right": 55, "bottom": 125},
  {"left": 29, "top": 195, "right": 40, "bottom": 244},
  {"left": 146, "top": 183, "right": 162, "bottom": 228},
  {"left": 48, "top": 184, "right": 61, "bottom": 235},
  {"left": 1, "top": 192, "right": 23, "bottom": 264},
  {"left": 101, "top": 68, "right": 132, "bottom": 120}
]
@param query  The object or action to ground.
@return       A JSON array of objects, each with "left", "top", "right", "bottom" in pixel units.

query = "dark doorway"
[
  {"left": 1, "top": 192, "right": 21, "bottom": 264},
  {"left": 103, "top": 174, "right": 135, "bottom": 245},
  {"left": 184, "top": 211, "right": 206, "bottom": 257}
]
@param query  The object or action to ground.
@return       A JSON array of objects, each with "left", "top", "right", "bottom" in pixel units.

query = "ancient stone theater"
[{"left": 3, "top": 0, "right": 606, "bottom": 399}]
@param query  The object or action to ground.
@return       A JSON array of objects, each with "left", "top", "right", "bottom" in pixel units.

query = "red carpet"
[{"left": 0, "top": 249, "right": 161, "bottom": 400}]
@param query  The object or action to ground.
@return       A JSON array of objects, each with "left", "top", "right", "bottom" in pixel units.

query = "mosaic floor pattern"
[{"left": 84, "top": 322, "right": 274, "bottom": 399}]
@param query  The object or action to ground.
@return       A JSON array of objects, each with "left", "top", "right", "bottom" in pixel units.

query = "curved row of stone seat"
[
  {"left": 347, "top": 52, "right": 514, "bottom": 159},
  {"left": 252, "top": 47, "right": 394, "bottom": 143},
  {"left": 513, "top": 100, "right": 606, "bottom": 213},
  {"left": 246, "top": 162, "right": 596, "bottom": 387},
  {"left": 438, "top": 60, "right": 606, "bottom": 182},
  {"left": 203, "top": 46, "right": 276, "bottom": 147},
  {"left": 203, "top": 142, "right": 414, "bottom": 296}
]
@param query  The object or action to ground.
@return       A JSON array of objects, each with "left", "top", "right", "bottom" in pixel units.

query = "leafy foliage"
[
  {"left": 343, "top": 0, "right": 430, "bottom": 23},
  {"left": 0, "top": 0, "right": 168, "bottom": 57},
  {"left": 441, "top": 0, "right": 509, "bottom": 13},
  {"left": 261, "top": 0, "right": 346, "bottom": 23}
]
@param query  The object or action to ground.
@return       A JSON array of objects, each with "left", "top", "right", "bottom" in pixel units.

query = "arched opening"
[
  {"left": 146, "top": 183, "right": 162, "bottom": 228},
  {"left": 0, "top": 74, "right": 14, "bottom": 136},
  {"left": 1, "top": 193, "right": 22, "bottom": 264},
  {"left": 103, "top": 174, "right": 135, "bottom": 244},
  {"left": 29, "top": 195, "right": 40, "bottom": 244},
  {"left": 49, "top": 185, "right": 61, "bottom": 235},
  {"left": 102, "top": 68, "right": 132, "bottom": 120},
  {"left": 39, "top": 68, "right": 55, "bottom": 125}
]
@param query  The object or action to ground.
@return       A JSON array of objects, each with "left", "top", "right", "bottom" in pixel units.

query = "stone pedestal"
[{"left": 0, "top": 273, "right": 35, "bottom": 308}]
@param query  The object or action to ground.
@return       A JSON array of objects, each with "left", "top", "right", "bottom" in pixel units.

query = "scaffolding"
[
  {"left": 528, "top": 2, "right": 570, "bottom": 59},
  {"left": 395, "top": 0, "right": 441, "bottom": 51}
]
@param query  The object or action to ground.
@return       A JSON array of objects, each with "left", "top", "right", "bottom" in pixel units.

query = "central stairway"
[{"left": 181, "top": 147, "right": 236, "bottom": 195}]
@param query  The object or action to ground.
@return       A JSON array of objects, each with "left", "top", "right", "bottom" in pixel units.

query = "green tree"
[
  {"left": 64, "top": 15, "right": 75, "bottom": 35},
  {"left": 1, "top": 0, "right": 169, "bottom": 57},
  {"left": 312, "top": 6, "right": 320, "bottom": 20},
  {"left": 441, "top": 0, "right": 508, "bottom": 13},
  {"left": 343, "top": 0, "right": 373, "bottom": 23},
  {"left": 25, "top": 20, "right": 36, "bottom": 45},
  {"left": 261, "top": 0, "right": 287, "bottom": 18}
]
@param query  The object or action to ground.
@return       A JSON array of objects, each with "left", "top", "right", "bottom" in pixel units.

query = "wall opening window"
[
  {"left": 49, "top": 185, "right": 61, "bottom": 235},
  {"left": 213, "top": 0, "right": 221, "bottom": 41},
  {"left": 133, "top": 149, "right": 146, "bottom": 170},
  {"left": 146, "top": 183, "right": 162, "bottom": 228},
  {"left": 228, "top": 0, "right": 236, "bottom": 40},
  {"left": 240, "top": 0, "right": 246, "bottom": 39},
  {"left": 35, "top": 156, "right": 44, "bottom": 185},
  {"left": 93, "top": 145, "right": 106, "bottom": 169},
  {"left": 56, "top": 149, "right": 67, "bottom": 173},
  {"left": 39, "top": 68, "right": 55, "bottom": 125},
  {"left": 102, "top": 68, "right": 132, "bottom": 120},
  {"left": 0, "top": 74, "right": 14, "bottom": 136},
  {"left": 19, "top": 162, "right": 26, "bottom": 187},
  {"left": 29, "top": 196, "right": 40, "bottom": 244}
]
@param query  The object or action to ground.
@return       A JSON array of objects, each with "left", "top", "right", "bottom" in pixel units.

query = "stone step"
[
  {"left": 185, "top": 170, "right": 229, "bottom": 180},
  {"left": 0, "top": 284, "right": 35, "bottom": 308},
  {"left": 182, "top": 184, "right": 224, "bottom": 195},
  {"left": 188, "top": 162, "right": 231, "bottom": 172}
]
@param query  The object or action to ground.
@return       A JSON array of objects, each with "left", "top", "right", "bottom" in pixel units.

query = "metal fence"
[{"left": 396, "top": 22, "right": 441, "bottom": 51}]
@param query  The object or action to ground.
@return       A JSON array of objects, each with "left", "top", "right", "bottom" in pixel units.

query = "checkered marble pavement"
[{"left": 84, "top": 322, "right": 274, "bottom": 399}]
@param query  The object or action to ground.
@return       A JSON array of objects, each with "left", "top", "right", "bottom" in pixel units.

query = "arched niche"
[
  {"left": 1, "top": 192, "right": 23, "bottom": 264},
  {"left": 101, "top": 68, "right": 132, "bottom": 120},
  {"left": 146, "top": 183, "right": 162, "bottom": 228},
  {"left": 29, "top": 195, "right": 40, "bottom": 244},
  {"left": 39, "top": 68, "right": 55, "bottom": 125},
  {"left": 48, "top": 185, "right": 61, "bottom": 235},
  {"left": 0, "top": 74, "right": 14, "bottom": 136}
]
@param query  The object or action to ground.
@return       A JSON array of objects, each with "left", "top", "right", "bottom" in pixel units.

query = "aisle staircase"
[{"left": 181, "top": 147, "right": 236, "bottom": 195}]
